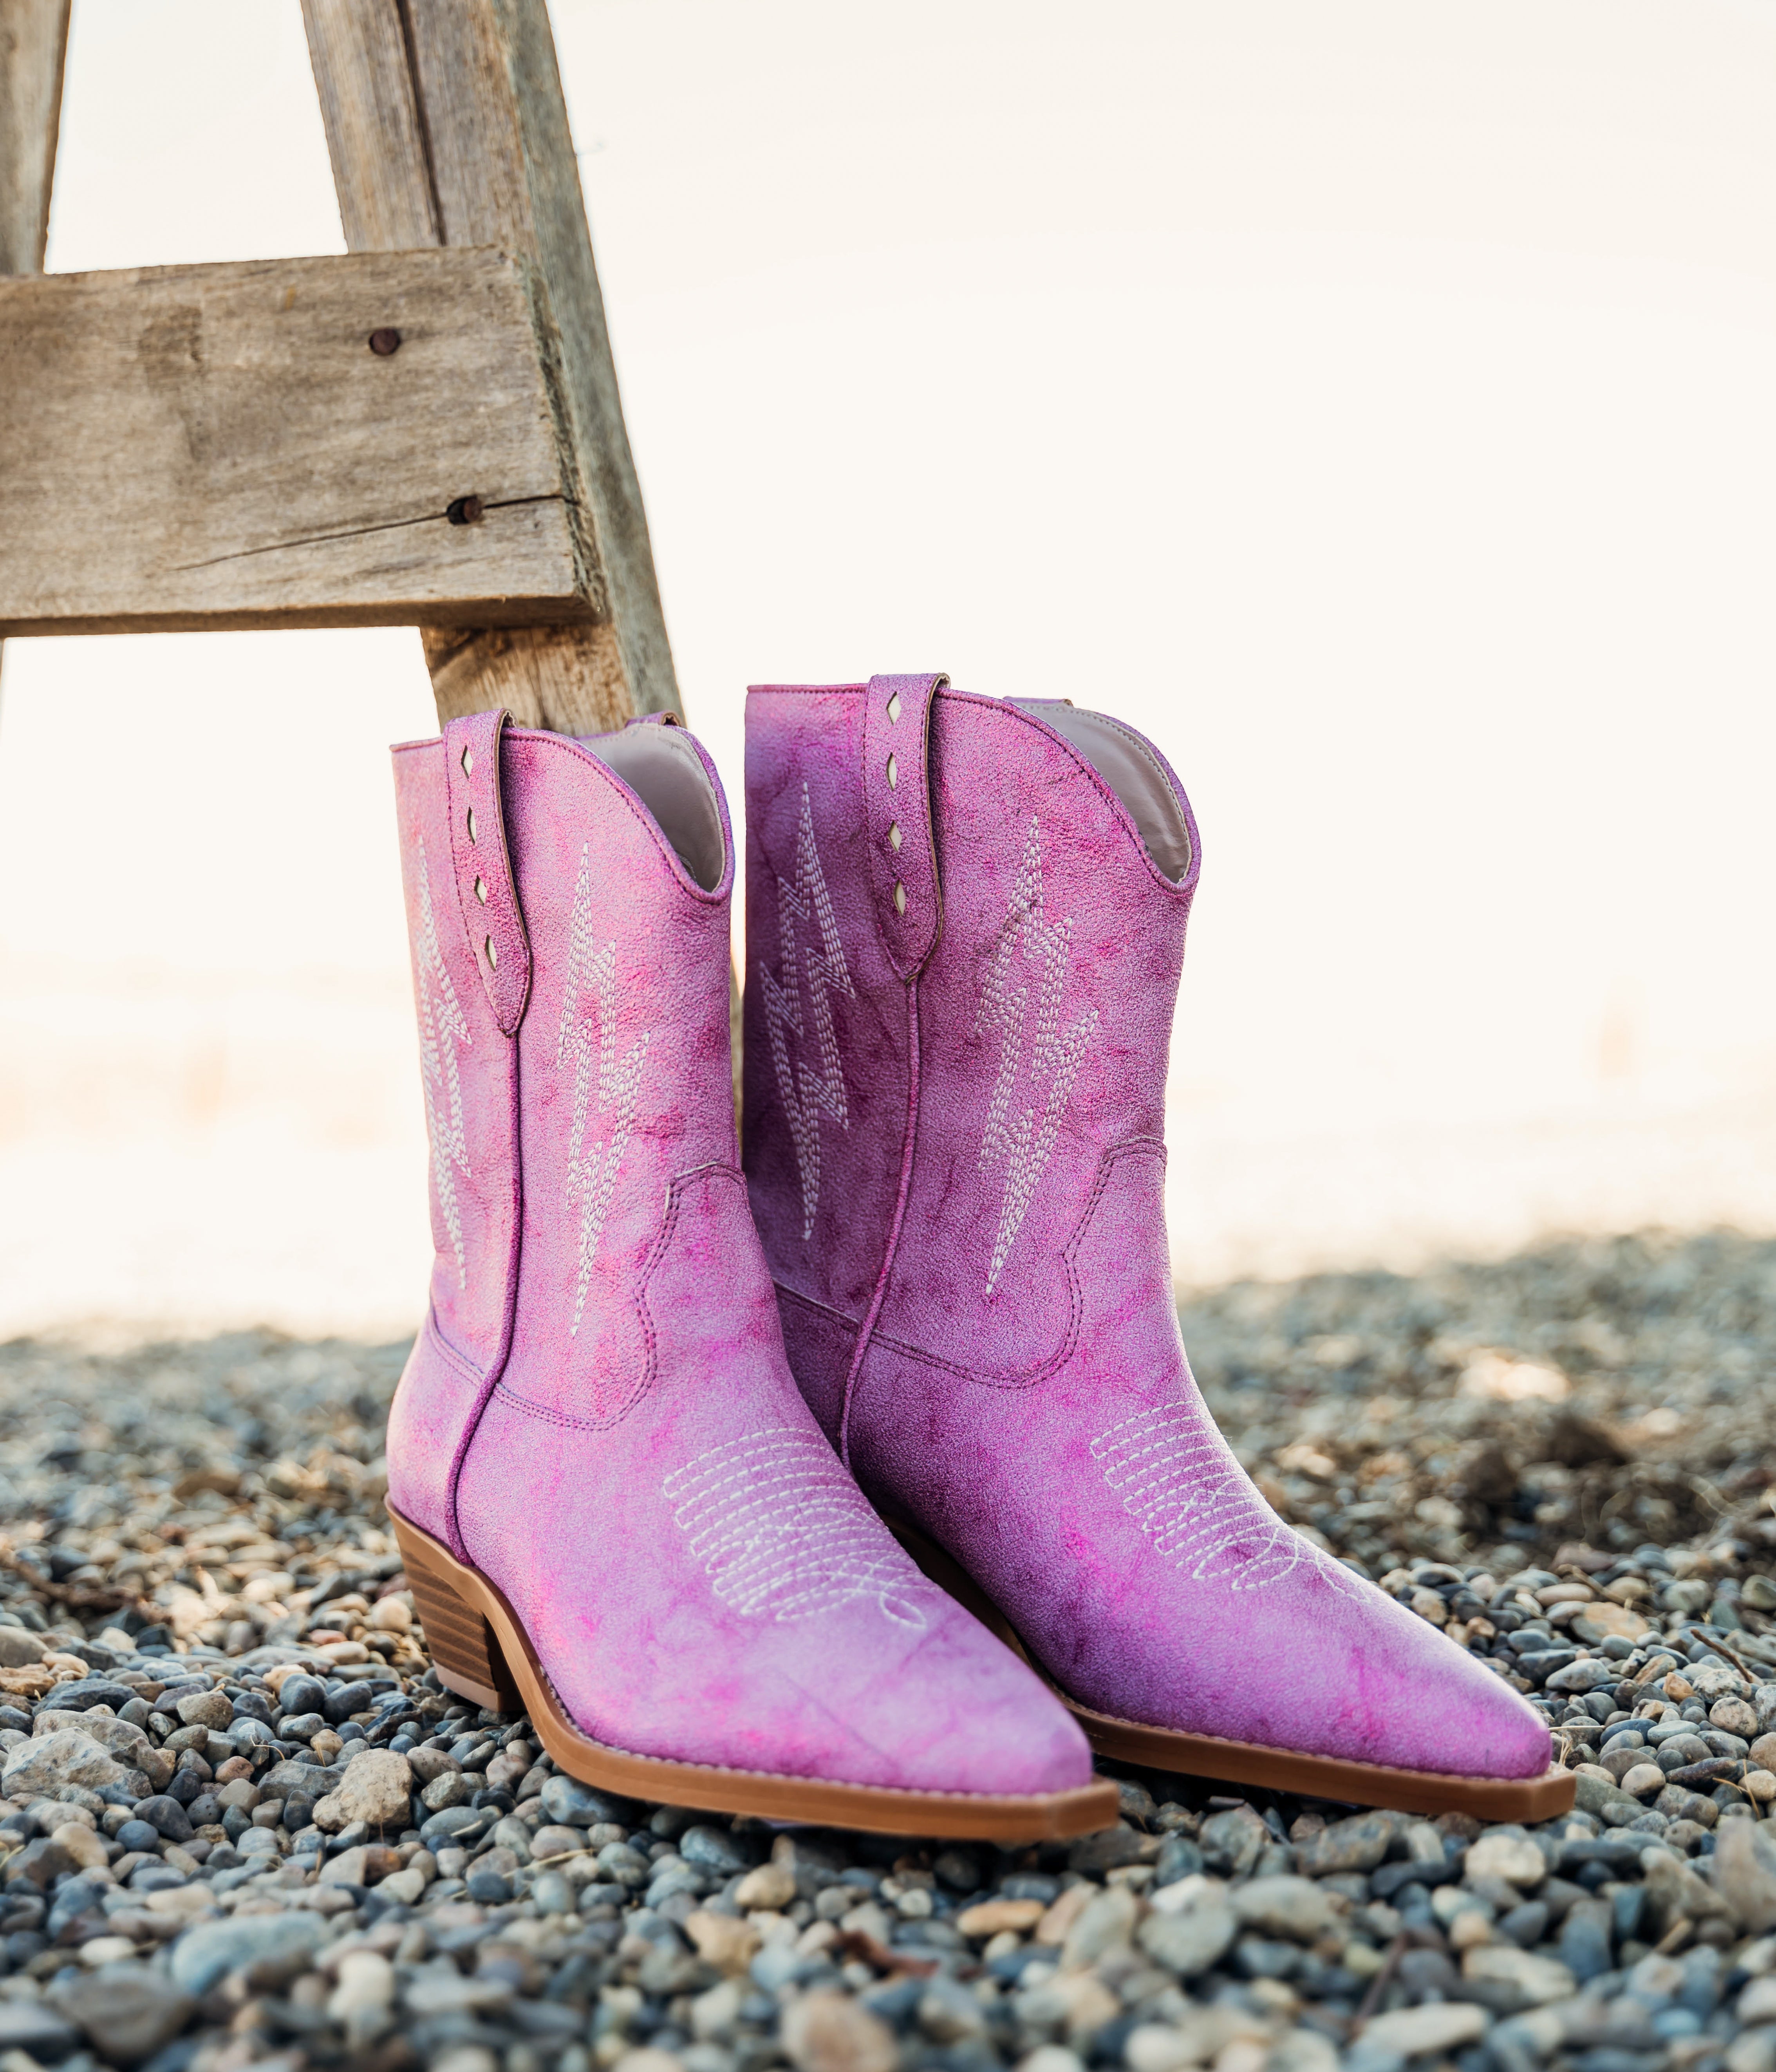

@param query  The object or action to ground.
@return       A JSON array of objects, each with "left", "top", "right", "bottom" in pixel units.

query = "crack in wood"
[
  {"left": 168, "top": 492, "right": 570, "bottom": 573},
  {"left": 390, "top": 0, "right": 446, "bottom": 246}
]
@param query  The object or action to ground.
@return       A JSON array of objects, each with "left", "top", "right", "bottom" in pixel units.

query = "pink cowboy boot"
[
  {"left": 384, "top": 708, "right": 1112, "bottom": 1838},
  {"left": 743, "top": 676, "right": 1572, "bottom": 1821}
]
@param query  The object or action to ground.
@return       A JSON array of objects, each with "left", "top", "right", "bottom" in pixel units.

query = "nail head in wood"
[
  {"left": 368, "top": 327, "right": 401, "bottom": 356},
  {"left": 446, "top": 495, "right": 485, "bottom": 526}
]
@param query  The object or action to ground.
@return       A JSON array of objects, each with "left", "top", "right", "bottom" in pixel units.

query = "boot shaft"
[
  {"left": 743, "top": 680, "right": 1199, "bottom": 1411},
  {"left": 743, "top": 685, "right": 1562, "bottom": 1810},
  {"left": 392, "top": 710, "right": 737, "bottom": 1409}
]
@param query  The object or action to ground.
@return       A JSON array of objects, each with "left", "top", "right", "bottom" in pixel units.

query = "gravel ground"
[{"left": 0, "top": 1228, "right": 1772, "bottom": 2072}]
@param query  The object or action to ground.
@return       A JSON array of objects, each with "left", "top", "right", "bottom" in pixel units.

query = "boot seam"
[
  {"left": 489, "top": 1161, "right": 748, "bottom": 1434},
  {"left": 441, "top": 1033, "right": 526, "bottom": 1561},
  {"left": 836, "top": 982, "right": 923, "bottom": 1467},
  {"left": 424, "top": 1311, "right": 486, "bottom": 1387},
  {"left": 860, "top": 1136, "right": 1167, "bottom": 1393},
  {"left": 772, "top": 1282, "right": 862, "bottom": 1334}
]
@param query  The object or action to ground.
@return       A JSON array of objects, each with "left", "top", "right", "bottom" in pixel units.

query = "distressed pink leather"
[
  {"left": 387, "top": 712, "right": 1091, "bottom": 1794},
  {"left": 744, "top": 682, "right": 1552, "bottom": 1783}
]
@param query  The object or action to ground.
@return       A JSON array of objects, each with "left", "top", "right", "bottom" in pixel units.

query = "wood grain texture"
[
  {"left": 487, "top": 0, "right": 678, "bottom": 721},
  {"left": 302, "top": 0, "right": 681, "bottom": 731},
  {"left": 0, "top": 0, "right": 68, "bottom": 274},
  {"left": 0, "top": 248, "right": 602, "bottom": 636},
  {"left": 422, "top": 622, "right": 629, "bottom": 732},
  {"left": 0, "top": 0, "right": 69, "bottom": 708},
  {"left": 300, "top": 0, "right": 440, "bottom": 253}
]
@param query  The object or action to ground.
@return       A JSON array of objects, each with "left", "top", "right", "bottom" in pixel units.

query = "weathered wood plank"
[
  {"left": 0, "top": 0, "right": 68, "bottom": 275},
  {"left": 423, "top": 623, "right": 630, "bottom": 732},
  {"left": 300, "top": 1, "right": 439, "bottom": 254},
  {"left": 0, "top": 0, "right": 69, "bottom": 703},
  {"left": 0, "top": 247, "right": 602, "bottom": 636},
  {"left": 302, "top": 0, "right": 681, "bottom": 731}
]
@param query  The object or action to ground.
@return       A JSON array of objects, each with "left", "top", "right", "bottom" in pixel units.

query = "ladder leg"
[
  {"left": 302, "top": 0, "right": 681, "bottom": 736},
  {"left": 0, "top": 0, "right": 72, "bottom": 713}
]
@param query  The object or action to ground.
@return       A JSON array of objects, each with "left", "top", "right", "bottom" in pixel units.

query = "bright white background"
[{"left": 3, "top": 0, "right": 1773, "bottom": 1336}]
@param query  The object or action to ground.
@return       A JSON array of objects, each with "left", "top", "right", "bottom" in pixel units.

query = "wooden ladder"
[{"left": 0, "top": 0, "right": 679, "bottom": 738}]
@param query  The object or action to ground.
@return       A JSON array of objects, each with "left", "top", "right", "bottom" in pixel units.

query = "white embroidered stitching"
[
  {"left": 557, "top": 844, "right": 651, "bottom": 1335},
  {"left": 759, "top": 782, "right": 855, "bottom": 1240},
  {"left": 663, "top": 1427, "right": 935, "bottom": 1626},
  {"left": 415, "top": 841, "right": 472, "bottom": 1290},
  {"left": 975, "top": 815, "right": 1100, "bottom": 1293},
  {"left": 1091, "top": 1402, "right": 1364, "bottom": 1596}
]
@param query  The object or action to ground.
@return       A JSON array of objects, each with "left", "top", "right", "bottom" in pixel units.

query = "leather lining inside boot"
[
  {"left": 1011, "top": 700, "right": 1194, "bottom": 883},
  {"left": 581, "top": 724, "right": 727, "bottom": 890}
]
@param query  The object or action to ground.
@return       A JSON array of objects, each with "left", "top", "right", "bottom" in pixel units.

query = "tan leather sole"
[
  {"left": 885, "top": 1517, "right": 1577, "bottom": 1824},
  {"left": 390, "top": 1507, "right": 1120, "bottom": 1841}
]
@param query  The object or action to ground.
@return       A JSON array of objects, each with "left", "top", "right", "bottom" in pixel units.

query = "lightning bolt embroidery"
[
  {"left": 557, "top": 844, "right": 651, "bottom": 1336},
  {"left": 414, "top": 843, "right": 472, "bottom": 1290},
  {"left": 975, "top": 815, "right": 1100, "bottom": 1294},
  {"left": 759, "top": 782, "right": 855, "bottom": 1240}
]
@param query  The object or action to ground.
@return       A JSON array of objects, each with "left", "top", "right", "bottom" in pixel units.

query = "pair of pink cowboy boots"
[{"left": 385, "top": 678, "right": 1567, "bottom": 1840}]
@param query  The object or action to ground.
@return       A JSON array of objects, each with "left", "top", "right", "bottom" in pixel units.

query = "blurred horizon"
[{"left": 2, "top": 0, "right": 1773, "bottom": 1341}]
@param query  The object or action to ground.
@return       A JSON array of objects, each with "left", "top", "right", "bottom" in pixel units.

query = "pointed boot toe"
[
  {"left": 1062, "top": 1504, "right": 1564, "bottom": 1789},
  {"left": 1326, "top": 1599, "right": 1558, "bottom": 1782},
  {"left": 386, "top": 708, "right": 1114, "bottom": 1841},
  {"left": 834, "top": 1615, "right": 1100, "bottom": 1801},
  {"left": 743, "top": 677, "right": 1575, "bottom": 1823}
]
